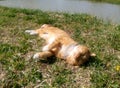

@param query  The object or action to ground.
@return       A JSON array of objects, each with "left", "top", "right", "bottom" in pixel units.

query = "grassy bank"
[
  {"left": 0, "top": 6, "right": 120, "bottom": 88},
  {"left": 91, "top": 0, "right": 120, "bottom": 4}
]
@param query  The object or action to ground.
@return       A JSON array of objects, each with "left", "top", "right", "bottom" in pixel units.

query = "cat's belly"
[{"left": 59, "top": 44, "right": 79, "bottom": 59}]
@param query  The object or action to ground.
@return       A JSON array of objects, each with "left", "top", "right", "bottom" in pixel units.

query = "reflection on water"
[{"left": 0, "top": 0, "right": 120, "bottom": 24}]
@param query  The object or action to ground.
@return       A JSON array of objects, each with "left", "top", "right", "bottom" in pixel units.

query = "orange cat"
[{"left": 25, "top": 24, "right": 95, "bottom": 66}]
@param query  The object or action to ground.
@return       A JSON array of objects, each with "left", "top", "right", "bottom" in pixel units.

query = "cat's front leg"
[
  {"left": 42, "top": 41, "right": 60, "bottom": 51},
  {"left": 33, "top": 51, "right": 53, "bottom": 59}
]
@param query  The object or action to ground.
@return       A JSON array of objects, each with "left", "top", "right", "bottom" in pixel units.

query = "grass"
[
  {"left": 90, "top": 0, "right": 120, "bottom": 4},
  {"left": 0, "top": 6, "right": 120, "bottom": 88}
]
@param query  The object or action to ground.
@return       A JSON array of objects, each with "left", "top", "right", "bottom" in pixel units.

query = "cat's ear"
[{"left": 25, "top": 30, "right": 38, "bottom": 35}]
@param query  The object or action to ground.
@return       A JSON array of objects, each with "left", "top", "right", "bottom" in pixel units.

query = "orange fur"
[{"left": 25, "top": 24, "right": 95, "bottom": 66}]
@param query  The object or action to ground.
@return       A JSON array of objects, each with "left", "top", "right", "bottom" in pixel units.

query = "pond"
[{"left": 0, "top": 0, "right": 120, "bottom": 24}]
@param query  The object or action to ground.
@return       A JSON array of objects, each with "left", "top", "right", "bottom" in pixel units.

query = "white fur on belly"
[
  {"left": 69, "top": 46, "right": 79, "bottom": 57},
  {"left": 60, "top": 44, "right": 80, "bottom": 59}
]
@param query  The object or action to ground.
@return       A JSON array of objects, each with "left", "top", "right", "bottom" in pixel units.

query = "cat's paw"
[
  {"left": 33, "top": 53, "right": 40, "bottom": 59},
  {"left": 25, "top": 30, "right": 38, "bottom": 35}
]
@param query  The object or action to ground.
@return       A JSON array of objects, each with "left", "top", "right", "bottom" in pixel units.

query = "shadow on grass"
[
  {"left": 39, "top": 55, "right": 104, "bottom": 68},
  {"left": 82, "top": 56, "right": 104, "bottom": 68}
]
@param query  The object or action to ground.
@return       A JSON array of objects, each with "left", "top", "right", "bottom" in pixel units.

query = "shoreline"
[{"left": 90, "top": 0, "right": 120, "bottom": 4}]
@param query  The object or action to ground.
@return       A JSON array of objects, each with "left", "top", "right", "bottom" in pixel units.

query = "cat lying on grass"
[{"left": 25, "top": 24, "right": 95, "bottom": 66}]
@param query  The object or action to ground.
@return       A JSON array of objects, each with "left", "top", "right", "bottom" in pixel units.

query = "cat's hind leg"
[{"left": 25, "top": 30, "right": 38, "bottom": 35}]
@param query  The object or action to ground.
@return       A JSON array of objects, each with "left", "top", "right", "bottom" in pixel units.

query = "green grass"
[
  {"left": 91, "top": 0, "right": 120, "bottom": 4},
  {"left": 0, "top": 6, "right": 120, "bottom": 88}
]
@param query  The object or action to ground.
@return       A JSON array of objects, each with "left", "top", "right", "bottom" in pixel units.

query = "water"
[{"left": 0, "top": 0, "right": 120, "bottom": 24}]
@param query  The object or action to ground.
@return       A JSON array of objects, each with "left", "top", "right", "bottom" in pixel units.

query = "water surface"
[{"left": 0, "top": 0, "right": 120, "bottom": 24}]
